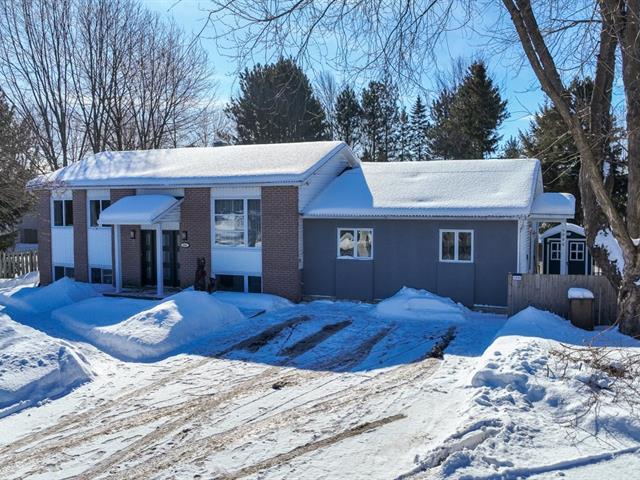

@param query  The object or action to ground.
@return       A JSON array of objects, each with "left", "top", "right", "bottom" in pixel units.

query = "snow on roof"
[
  {"left": 98, "top": 195, "right": 179, "bottom": 225},
  {"left": 29, "top": 141, "right": 353, "bottom": 188},
  {"left": 303, "top": 159, "right": 548, "bottom": 218},
  {"left": 530, "top": 192, "right": 575, "bottom": 219},
  {"left": 540, "top": 223, "right": 585, "bottom": 240}
]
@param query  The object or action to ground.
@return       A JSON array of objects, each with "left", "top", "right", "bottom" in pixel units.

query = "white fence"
[{"left": 0, "top": 250, "right": 38, "bottom": 279}]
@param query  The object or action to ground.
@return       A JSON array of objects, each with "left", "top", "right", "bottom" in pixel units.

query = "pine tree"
[
  {"left": 397, "top": 108, "right": 411, "bottom": 161},
  {"left": 426, "top": 87, "right": 466, "bottom": 159},
  {"left": 226, "top": 58, "right": 329, "bottom": 144},
  {"left": 334, "top": 86, "right": 362, "bottom": 148},
  {"left": 452, "top": 61, "right": 508, "bottom": 158},
  {"left": 409, "top": 96, "right": 429, "bottom": 161},
  {"left": 0, "top": 90, "right": 35, "bottom": 249},
  {"left": 501, "top": 136, "right": 523, "bottom": 158},
  {"left": 360, "top": 80, "right": 399, "bottom": 162}
]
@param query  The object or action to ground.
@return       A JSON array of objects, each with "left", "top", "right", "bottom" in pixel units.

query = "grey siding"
[{"left": 303, "top": 219, "right": 518, "bottom": 307}]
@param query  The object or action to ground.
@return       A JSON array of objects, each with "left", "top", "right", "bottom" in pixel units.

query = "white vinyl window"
[
  {"left": 89, "top": 199, "right": 111, "bottom": 227},
  {"left": 337, "top": 228, "right": 373, "bottom": 259},
  {"left": 569, "top": 241, "right": 585, "bottom": 261},
  {"left": 90, "top": 267, "right": 113, "bottom": 285},
  {"left": 53, "top": 199, "right": 73, "bottom": 227},
  {"left": 214, "top": 199, "right": 261, "bottom": 248},
  {"left": 549, "top": 241, "right": 561, "bottom": 261},
  {"left": 439, "top": 230, "right": 473, "bottom": 263}
]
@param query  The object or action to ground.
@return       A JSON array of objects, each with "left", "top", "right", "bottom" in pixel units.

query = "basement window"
[
  {"left": 91, "top": 267, "right": 113, "bottom": 285},
  {"left": 54, "top": 265, "right": 75, "bottom": 281}
]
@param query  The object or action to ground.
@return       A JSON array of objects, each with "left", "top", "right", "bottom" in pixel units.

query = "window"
[
  {"left": 337, "top": 228, "right": 373, "bottom": 259},
  {"left": 439, "top": 230, "right": 473, "bottom": 263},
  {"left": 91, "top": 267, "right": 113, "bottom": 284},
  {"left": 53, "top": 199, "right": 73, "bottom": 226},
  {"left": 54, "top": 265, "right": 75, "bottom": 281},
  {"left": 216, "top": 274, "right": 262, "bottom": 293},
  {"left": 248, "top": 275, "right": 262, "bottom": 293},
  {"left": 214, "top": 199, "right": 261, "bottom": 247},
  {"left": 569, "top": 242, "right": 585, "bottom": 261},
  {"left": 89, "top": 199, "right": 111, "bottom": 227},
  {"left": 549, "top": 242, "right": 561, "bottom": 261}
]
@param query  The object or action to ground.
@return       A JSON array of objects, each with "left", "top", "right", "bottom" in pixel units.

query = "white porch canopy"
[
  {"left": 99, "top": 195, "right": 181, "bottom": 297},
  {"left": 528, "top": 192, "right": 577, "bottom": 275}
]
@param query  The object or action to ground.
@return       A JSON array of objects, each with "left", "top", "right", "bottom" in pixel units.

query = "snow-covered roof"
[
  {"left": 98, "top": 195, "right": 179, "bottom": 225},
  {"left": 530, "top": 192, "right": 575, "bottom": 219},
  {"left": 29, "top": 141, "right": 356, "bottom": 188},
  {"left": 540, "top": 223, "right": 585, "bottom": 240},
  {"left": 303, "top": 159, "right": 566, "bottom": 218}
]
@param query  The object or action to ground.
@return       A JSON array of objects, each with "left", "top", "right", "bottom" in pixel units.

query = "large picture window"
[
  {"left": 89, "top": 199, "right": 111, "bottom": 227},
  {"left": 214, "top": 198, "right": 261, "bottom": 247},
  {"left": 439, "top": 230, "right": 473, "bottom": 263},
  {"left": 337, "top": 228, "right": 373, "bottom": 259},
  {"left": 53, "top": 199, "right": 73, "bottom": 226}
]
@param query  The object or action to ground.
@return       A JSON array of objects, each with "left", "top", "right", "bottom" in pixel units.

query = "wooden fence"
[
  {"left": 0, "top": 249, "right": 38, "bottom": 279},
  {"left": 507, "top": 273, "right": 618, "bottom": 325}
]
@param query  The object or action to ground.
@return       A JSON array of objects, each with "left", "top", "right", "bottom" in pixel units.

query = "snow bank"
[
  {"left": 0, "top": 277, "right": 99, "bottom": 313},
  {"left": 374, "top": 287, "right": 467, "bottom": 322},
  {"left": 54, "top": 291, "right": 245, "bottom": 360},
  {"left": 211, "top": 291, "right": 293, "bottom": 313},
  {"left": 0, "top": 271, "right": 39, "bottom": 296},
  {"left": 568, "top": 287, "right": 594, "bottom": 299},
  {"left": 0, "top": 313, "right": 90, "bottom": 418}
]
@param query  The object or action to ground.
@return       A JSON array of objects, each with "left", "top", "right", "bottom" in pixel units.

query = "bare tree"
[
  {"left": 205, "top": 0, "right": 640, "bottom": 335},
  {"left": 315, "top": 71, "right": 339, "bottom": 138}
]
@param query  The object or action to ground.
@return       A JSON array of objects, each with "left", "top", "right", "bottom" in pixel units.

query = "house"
[
  {"left": 540, "top": 223, "right": 594, "bottom": 275},
  {"left": 29, "top": 141, "right": 575, "bottom": 307}
]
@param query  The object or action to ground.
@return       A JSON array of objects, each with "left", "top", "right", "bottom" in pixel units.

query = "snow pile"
[
  {"left": 0, "top": 277, "right": 99, "bottom": 313},
  {"left": 0, "top": 271, "right": 39, "bottom": 296},
  {"left": 374, "top": 287, "right": 467, "bottom": 322},
  {"left": 211, "top": 291, "right": 293, "bottom": 313},
  {"left": 54, "top": 291, "right": 245, "bottom": 360},
  {"left": 568, "top": 287, "right": 594, "bottom": 299},
  {"left": 595, "top": 228, "right": 624, "bottom": 274},
  {"left": 0, "top": 313, "right": 90, "bottom": 418}
]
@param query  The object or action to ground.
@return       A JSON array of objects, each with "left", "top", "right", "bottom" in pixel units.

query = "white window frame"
[
  {"left": 90, "top": 266, "right": 113, "bottom": 285},
  {"left": 336, "top": 228, "right": 374, "bottom": 260},
  {"left": 88, "top": 198, "right": 111, "bottom": 229},
  {"left": 439, "top": 229, "right": 474, "bottom": 263},
  {"left": 549, "top": 241, "right": 561, "bottom": 261},
  {"left": 213, "top": 198, "right": 261, "bottom": 249},
  {"left": 569, "top": 241, "right": 585, "bottom": 261},
  {"left": 52, "top": 199, "right": 73, "bottom": 227},
  {"left": 214, "top": 272, "right": 262, "bottom": 293},
  {"left": 53, "top": 264, "right": 75, "bottom": 281}
]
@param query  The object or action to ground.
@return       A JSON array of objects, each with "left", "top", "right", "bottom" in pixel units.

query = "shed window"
[
  {"left": 569, "top": 242, "right": 585, "bottom": 261},
  {"left": 214, "top": 199, "right": 261, "bottom": 247},
  {"left": 53, "top": 200, "right": 73, "bottom": 226},
  {"left": 549, "top": 242, "right": 561, "bottom": 261},
  {"left": 439, "top": 230, "right": 473, "bottom": 263},
  {"left": 337, "top": 228, "right": 373, "bottom": 259},
  {"left": 90, "top": 199, "right": 111, "bottom": 227}
]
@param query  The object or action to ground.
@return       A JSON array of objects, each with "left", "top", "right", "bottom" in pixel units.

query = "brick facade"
[
  {"left": 261, "top": 186, "right": 301, "bottom": 301},
  {"left": 72, "top": 190, "right": 89, "bottom": 282},
  {"left": 178, "top": 188, "right": 211, "bottom": 288},
  {"left": 110, "top": 189, "right": 141, "bottom": 287},
  {"left": 36, "top": 190, "right": 52, "bottom": 285}
]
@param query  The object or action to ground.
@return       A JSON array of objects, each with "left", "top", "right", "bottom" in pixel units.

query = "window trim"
[
  {"left": 52, "top": 199, "right": 73, "bottom": 227},
  {"left": 569, "top": 241, "right": 585, "bottom": 261},
  {"left": 336, "top": 228, "right": 374, "bottom": 260},
  {"left": 439, "top": 229, "right": 474, "bottom": 263},
  {"left": 213, "top": 197, "right": 262, "bottom": 249}
]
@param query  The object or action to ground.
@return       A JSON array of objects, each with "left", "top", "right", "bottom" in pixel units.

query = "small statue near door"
[{"left": 194, "top": 257, "right": 209, "bottom": 292}]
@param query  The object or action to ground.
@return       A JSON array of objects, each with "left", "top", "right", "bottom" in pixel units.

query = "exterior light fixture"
[
  {"left": 129, "top": 229, "right": 136, "bottom": 240},
  {"left": 181, "top": 231, "right": 188, "bottom": 242}
]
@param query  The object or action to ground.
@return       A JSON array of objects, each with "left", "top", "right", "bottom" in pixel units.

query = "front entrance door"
[{"left": 141, "top": 230, "right": 179, "bottom": 287}]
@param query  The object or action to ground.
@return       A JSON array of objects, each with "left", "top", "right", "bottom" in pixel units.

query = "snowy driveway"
[{"left": 0, "top": 295, "right": 505, "bottom": 479}]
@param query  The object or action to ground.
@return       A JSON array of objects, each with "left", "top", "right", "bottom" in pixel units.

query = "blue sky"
[{"left": 142, "top": 0, "right": 548, "bottom": 146}]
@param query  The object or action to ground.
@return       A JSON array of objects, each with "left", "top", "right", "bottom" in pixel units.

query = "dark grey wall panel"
[{"left": 302, "top": 218, "right": 518, "bottom": 306}]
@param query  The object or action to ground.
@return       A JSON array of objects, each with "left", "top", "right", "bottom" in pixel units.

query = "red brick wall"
[
  {"left": 110, "top": 189, "right": 141, "bottom": 287},
  {"left": 178, "top": 188, "right": 211, "bottom": 288},
  {"left": 36, "top": 190, "right": 52, "bottom": 285},
  {"left": 72, "top": 190, "right": 88, "bottom": 282},
  {"left": 261, "top": 186, "right": 301, "bottom": 301}
]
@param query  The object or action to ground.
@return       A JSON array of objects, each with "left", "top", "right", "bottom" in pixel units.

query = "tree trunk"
[{"left": 617, "top": 273, "right": 640, "bottom": 337}]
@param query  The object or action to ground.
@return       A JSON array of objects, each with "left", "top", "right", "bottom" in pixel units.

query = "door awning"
[
  {"left": 529, "top": 192, "right": 575, "bottom": 220},
  {"left": 99, "top": 195, "right": 180, "bottom": 225}
]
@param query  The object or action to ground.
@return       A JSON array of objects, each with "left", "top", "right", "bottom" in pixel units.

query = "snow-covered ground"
[{"left": 0, "top": 278, "right": 638, "bottom": 479}]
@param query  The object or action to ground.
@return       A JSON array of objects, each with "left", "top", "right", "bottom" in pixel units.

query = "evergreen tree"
[
  {"left": 409, "top": 96, "right": 429, "bottom": 161},
  {"left": 360, "top": 80, "right": 399, "bottom": 162},
  {"left": 501, "top": 136, "right": 523, "bottom": 158},
  {"left": 226, "top": 58, "right": 328, "bottom": 144},
  {"left": 334, "top": 86, "right": 362, "bottom": 148},
  {"left": 397, "top": 108, "right": 411, "bottom": 161},
  {"left": 0, "top": 90, "right": 35, "bottom": 249},
  {"left": 427, "top": 61, "right": 508, "bottom": 159}
]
